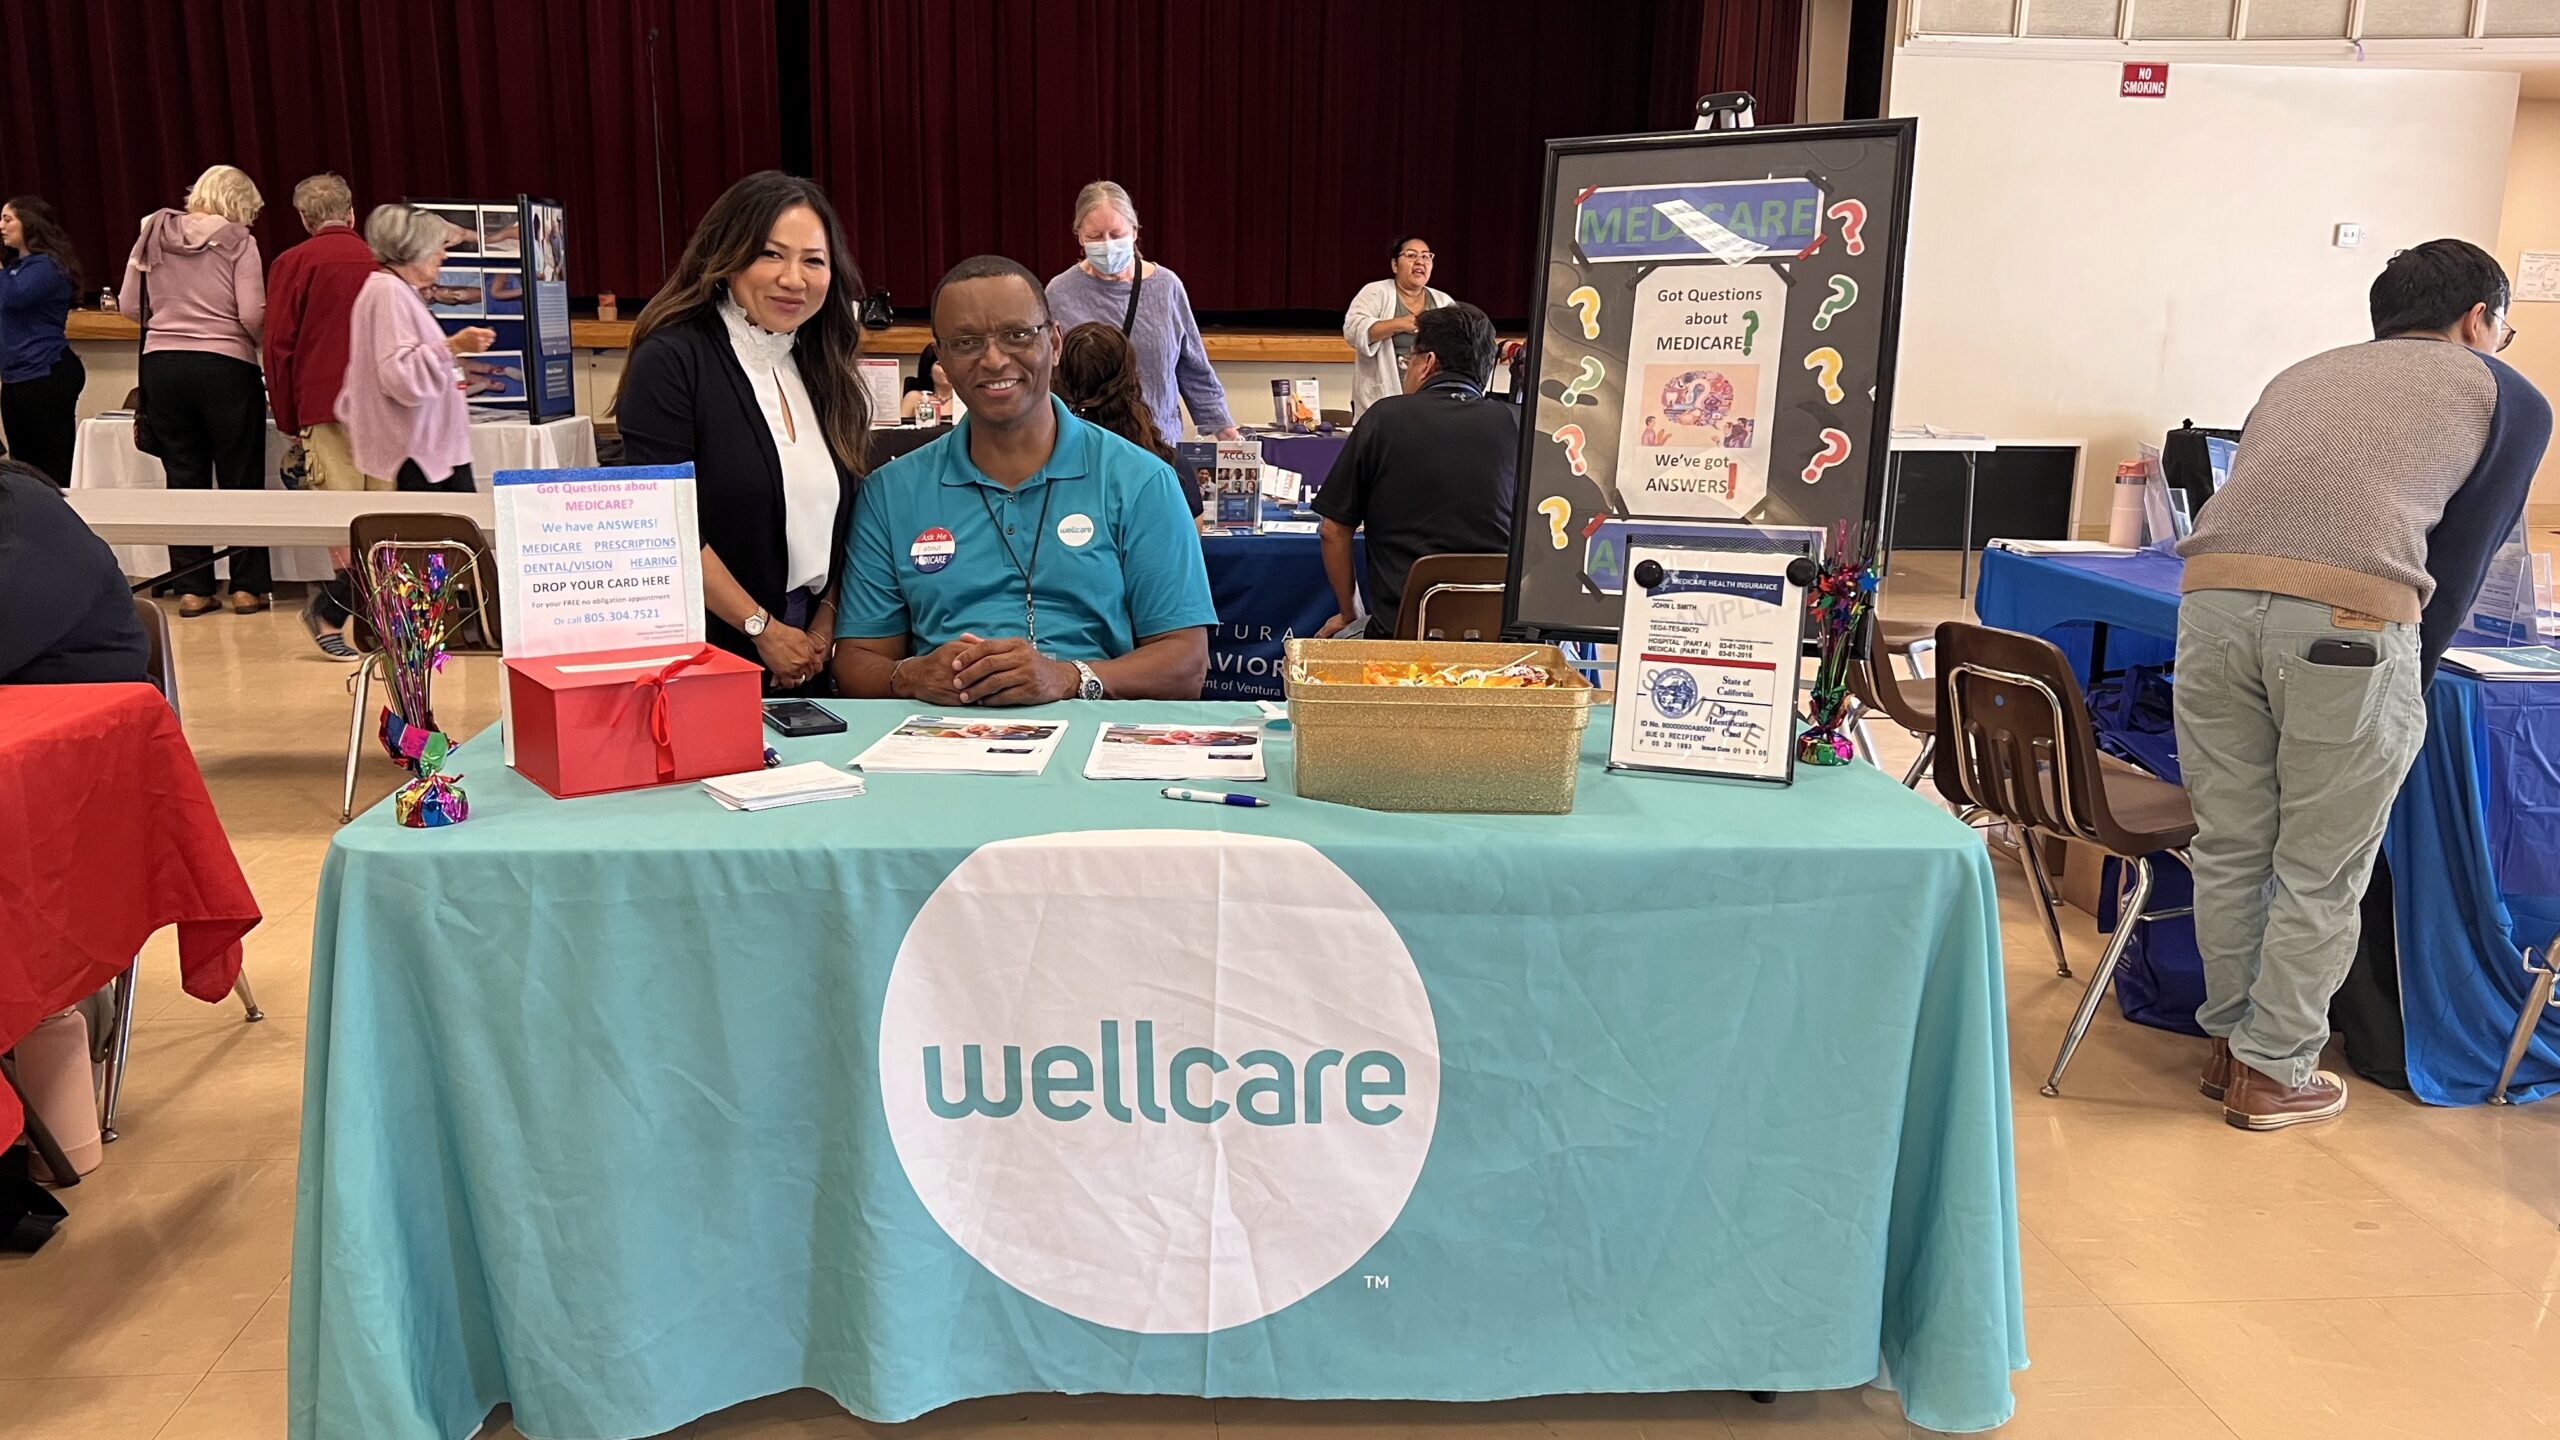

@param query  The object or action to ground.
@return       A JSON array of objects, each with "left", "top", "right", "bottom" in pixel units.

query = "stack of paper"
[
  {"left": 702, "top": 762, "right": 867, "bottom": 811},
  {"left": 2440, "top": 646, "right": 2560, "bottom": 681},
  {"left": 1986, "top": 538, "right": 2138, "bottom": 557},
  {"left": 852, "top": 715, "right": 1069, "bottom": 775},
  {"left": 1083, "top": 723, "right": 1268, "bottom": 781}
]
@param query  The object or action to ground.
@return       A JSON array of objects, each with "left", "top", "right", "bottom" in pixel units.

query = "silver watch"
[
  {"left": 741, "top": 609, "right": 770, "bottom": 638},
  {"left": 1072, "top": 660, "right": 1104, "bottom": 700}
]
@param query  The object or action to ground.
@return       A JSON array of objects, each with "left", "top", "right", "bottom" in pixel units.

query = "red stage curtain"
[
  {"left": 0, "top": 0, "right": 777, "bottom": 303},
  {"left": 810, "top": 0, "right": 1806, "bottom": 322}
]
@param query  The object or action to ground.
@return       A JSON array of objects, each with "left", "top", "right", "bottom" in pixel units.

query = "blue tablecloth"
[
  {"left": 1201, "top": 533, "right": 1355, "bottom": 700},
  {"left": 1974, "top": 546, "right": 2560, "bottom": 1104},
  {"left": 291, "top": 701, "right": 2024, "bottom": 1438}
]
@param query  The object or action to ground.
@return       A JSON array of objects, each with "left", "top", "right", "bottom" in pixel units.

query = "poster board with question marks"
[{"left": 1505, "top": 120, "right": 1918, "bottom": 642}]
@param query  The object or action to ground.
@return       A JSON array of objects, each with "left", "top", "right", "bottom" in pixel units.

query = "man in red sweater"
[{"left": 263, "top": 173, "right": 376, "bottom": 656}]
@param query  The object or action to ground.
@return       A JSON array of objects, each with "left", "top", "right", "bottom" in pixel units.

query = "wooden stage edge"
[{"left": 70, "top": 310, "right": 1364, "bottom": 365}]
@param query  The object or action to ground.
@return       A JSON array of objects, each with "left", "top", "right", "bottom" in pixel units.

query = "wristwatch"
[
  {"left": 741, "top": 610, "right": 770, "bottom": 638},
  {"left": 1072, "top": 660, "right": 1105, "bottom": 700}
]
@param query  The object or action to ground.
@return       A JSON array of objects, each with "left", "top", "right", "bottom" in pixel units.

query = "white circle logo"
[
  {"left": 879, "top": 830, "right": 1439, "bottom": 1333},
  {"left": 1056, "top": 512, "right": 1096, "bottom": 548}
]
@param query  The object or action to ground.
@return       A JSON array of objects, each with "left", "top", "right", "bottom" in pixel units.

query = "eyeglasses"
[
  {"left": 2497, "top": 314, "right": 2519, "bottom": 354},
  {"left": 1397, "top": 250, "right": 1434, "bottom": 262},
  {"left": 943, "top": 325, "right": 1048, "bottom": 359}
]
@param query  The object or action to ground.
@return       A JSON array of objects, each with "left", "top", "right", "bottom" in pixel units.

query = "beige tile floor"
[{"left": 11, "top": 547, "right": 2560, "bottom": 1440}]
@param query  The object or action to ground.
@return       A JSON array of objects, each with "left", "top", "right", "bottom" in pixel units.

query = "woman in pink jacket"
[
  {"left": 336, "top": 204, "right": 492, "bottom": 493},
  {"left": 120, "top": 164, "right": 269, "bottom": 616}
]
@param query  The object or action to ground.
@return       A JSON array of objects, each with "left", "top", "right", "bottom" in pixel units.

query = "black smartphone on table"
[{"left": 762, "top": 700, "right": 848, "bottom": 737}]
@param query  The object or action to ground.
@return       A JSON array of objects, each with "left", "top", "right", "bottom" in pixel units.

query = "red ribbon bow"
[{"left": 621, "top": 646, "right": 718, "bottom": 783}]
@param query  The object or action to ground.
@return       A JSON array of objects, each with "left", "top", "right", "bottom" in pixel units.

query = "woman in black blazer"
[{"left": 613, "top": 172, "right": 874, "bottom": 691}]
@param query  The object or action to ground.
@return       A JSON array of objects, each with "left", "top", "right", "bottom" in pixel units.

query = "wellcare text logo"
[
  {"left": 920, "top": 1022, "right": 1410, "bottom": 1126},
  {"left": 880, "top": 831, "right": 1439, "bottom": 1333}
]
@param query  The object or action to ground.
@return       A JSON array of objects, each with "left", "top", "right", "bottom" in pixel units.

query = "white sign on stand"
[
  {"left": 490, "top": 464, "right": 705, "bottom": 762},
  {"left": 1608, "top": 531, "right": 1820, "bottom": 785}
]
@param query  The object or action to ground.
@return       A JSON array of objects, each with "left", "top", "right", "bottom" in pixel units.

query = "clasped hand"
[
  {"left": 751, "top": 622, "right": 829, "bottom": 689},
  {"left": 895, "top": 633, "right": 1078, "bottom": 706}
]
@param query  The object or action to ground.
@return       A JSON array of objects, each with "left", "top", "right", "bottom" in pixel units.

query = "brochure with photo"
[
  {"left": 1082, "top": 723, "right": 1268, "bottom": 781},
  {"left": 852, "top": 715, "right": 1070, "bottom": 775}
]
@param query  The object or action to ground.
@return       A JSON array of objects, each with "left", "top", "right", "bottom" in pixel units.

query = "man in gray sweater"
[{"left": 2176, "top": 239, "right": 2550, "bottom": 1131}]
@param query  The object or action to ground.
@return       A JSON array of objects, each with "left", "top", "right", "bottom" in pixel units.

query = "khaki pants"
[
  {"left": 2172, "top": 589, "right": 2427, "bottom": 1087},
  {"left": 299, "top": 422, "right": 388, "bottom": 492}
]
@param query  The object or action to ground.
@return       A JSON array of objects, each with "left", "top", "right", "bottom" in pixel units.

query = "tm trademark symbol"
[{"left": 1364, "top": 1274, "right": 1391, "bottom": 1290}]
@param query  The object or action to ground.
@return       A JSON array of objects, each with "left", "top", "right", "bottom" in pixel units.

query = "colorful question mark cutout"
[
  {"left": 1801, "top": 428, "right": 1853, "bottom": 484},
  {"left": 1812, "top": 275, "right": 1858, "bottom": 331},
  {"left": 1802, "top": 347, "right": 1845, "bottom": 404},
  {"left": 1536, "top": 497, "right": 1571, "bottom": 550},
  {"left": 1741, "top": 309, "right": 1760, "bottom": 356},
  {"left": 1552, "top": 424, "right": 1589, "bottom": 477},
  {"left": 1559, "top": 355, "right": 1605, "bottom": 406},
  {"left": 1565, "top": 285, "right": 1601, "bottom": 340},
  {"left": 1826, "top": 199, "right": 1867, "bottom": 256}
]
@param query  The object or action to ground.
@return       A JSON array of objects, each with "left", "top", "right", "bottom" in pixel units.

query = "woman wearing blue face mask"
[{"left": 1044, "top": 179, "right": 1240, "bottom": 442}]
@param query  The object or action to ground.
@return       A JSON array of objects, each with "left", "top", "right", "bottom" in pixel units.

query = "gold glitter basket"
[{"left": 1282, "top": 639, "right": 1597, "bottom": 814}]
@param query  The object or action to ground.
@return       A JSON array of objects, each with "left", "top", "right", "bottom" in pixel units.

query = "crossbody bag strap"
[{"left": 1119, "top": 256, "right": 1144, "bottom": 336}]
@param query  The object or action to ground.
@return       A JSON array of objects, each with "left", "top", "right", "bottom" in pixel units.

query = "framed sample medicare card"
[
  {"left": 1608, "top": 528, "right": 1821, "bottom": 785},
  {"left": 1506, "top": 119, "right": 1917, "bottom": 643}
]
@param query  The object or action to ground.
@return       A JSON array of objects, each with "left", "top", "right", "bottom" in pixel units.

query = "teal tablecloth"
[{"left": 290, "top": 701, "right": 2023, "bottom": 1439}]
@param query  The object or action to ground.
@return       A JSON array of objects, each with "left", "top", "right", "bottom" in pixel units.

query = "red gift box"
[{"left": 505, "top": 644, "right": 764, "bottom": 798}]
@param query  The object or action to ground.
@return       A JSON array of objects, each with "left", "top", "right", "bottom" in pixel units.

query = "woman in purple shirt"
[
  {"left": 0, "top": 197, "right": 84, "bottom": 487},
  {"left": 1044, "top": 180, "right": 1239, "bottom": 444}
]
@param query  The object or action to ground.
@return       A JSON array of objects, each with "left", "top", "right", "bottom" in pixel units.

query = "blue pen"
[{"left": 1160, "top": 787, "right": 1269, "bottom": 808}]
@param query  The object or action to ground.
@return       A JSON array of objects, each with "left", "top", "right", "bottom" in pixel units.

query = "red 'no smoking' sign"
[{"left": 2122, "top": 62, "right": 2169, "bottom": 99}]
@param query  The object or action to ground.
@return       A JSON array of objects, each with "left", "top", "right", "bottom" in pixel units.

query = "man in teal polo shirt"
[{"left": 832, "top": 256, "right": 1216, "bottom": 704}]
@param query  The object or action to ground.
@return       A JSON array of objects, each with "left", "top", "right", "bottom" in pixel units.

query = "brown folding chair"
[
  {"left": 1393, "top": 553, "right": 1508, "bottom": 642},
  {"left": 1932, "top": 621, "right": 2197, "bottom": 1097},
  {"left": 95, "top": 599, "right": 262, "bottom": 1144},
  {"left": 341, "top": 513, "right": 504, "bottom": 821},
  {"left": 1847, "top": 613, "right": 1940, "bottom": 788},
  {"left": 131, "top": 595, "right": 179, "bottom": 712}
]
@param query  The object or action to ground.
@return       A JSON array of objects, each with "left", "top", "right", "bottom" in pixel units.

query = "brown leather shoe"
[
  {"left": 228, "top": 591, "right": 269, "bottom": 615},
  {"left": 2200, "top": 1037, "right": 2234, "bottom": 1101},
  {"left": 177, "top": 595, "right": 220, "bottom": 618},
  {"left": 2224, "top": 1063, "right": 2348, "bottom": 1131}
]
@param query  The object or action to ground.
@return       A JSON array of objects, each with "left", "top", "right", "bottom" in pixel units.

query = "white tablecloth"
[{"left": 68, "top": 413, "right": 599, "bottom": 582}]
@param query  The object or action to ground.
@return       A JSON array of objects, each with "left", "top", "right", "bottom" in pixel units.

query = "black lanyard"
[{"left": 975, "top": 480, "right": 1059, "bottom": 646}]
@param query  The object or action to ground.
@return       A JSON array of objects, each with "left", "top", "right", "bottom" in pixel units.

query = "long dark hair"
[
  {"left": 613, "top": 171, "right": 871, "bottom": 473},
  {"left": 1055, "top": 322, "right": 1174, "bottom": 464},
  {"left": 5, "top": 196, "right": 82, "bottom": 292}
]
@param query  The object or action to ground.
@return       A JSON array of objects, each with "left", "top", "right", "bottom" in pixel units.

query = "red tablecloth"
[{"left": 0, "top": 684, "right": 260, "bottom": 1143}]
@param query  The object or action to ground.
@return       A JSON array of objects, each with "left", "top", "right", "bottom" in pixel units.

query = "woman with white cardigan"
[
  {"left": 337, "top": 204, "right": 493, "bottom": 492},
  {"left": 1340, "top": 235, "right": 1452, "bottom": 418}
]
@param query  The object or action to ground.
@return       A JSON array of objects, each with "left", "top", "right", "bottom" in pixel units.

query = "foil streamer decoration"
[
  {"left": 1798, "top": 524, "right": 1878, "bottom": 768},
  {"left": 365, "top": 547, "right": 476, "bottom": 826}
]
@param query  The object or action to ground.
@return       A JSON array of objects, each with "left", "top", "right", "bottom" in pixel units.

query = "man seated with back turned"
[
  {"left": 2175, "top": 238, "right": 2551, "bottom": 1132},
  {"left": 0, "top": 459, "right": 149, "bottom": 686},
  {"left": 1313, "top": 303, "right": 1516, "bottom": 639},
  {"left": 832, "top": 256, "right": 1216, "bottom": 704}
]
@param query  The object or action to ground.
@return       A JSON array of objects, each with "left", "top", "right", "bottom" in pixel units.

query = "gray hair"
[
  {"left": 293, "top": 173, "right": 353, "bottom": 228},
  {"left": 364, "top": 203, "right": 447, "bottom": 268},
  {"left": 1071, "top": 179, "right": 1138, "bottom": 236}
]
